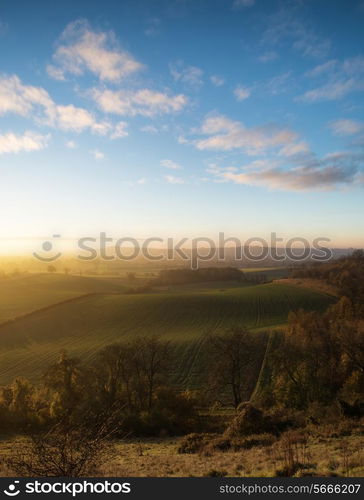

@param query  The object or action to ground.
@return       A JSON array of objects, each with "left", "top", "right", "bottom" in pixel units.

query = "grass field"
[
  {"left": 0, "top": 274, "right": 334, "bottom": 387},
  {"left": 0, "top": 273, "right": 137, "bottom": 324},
  {"left": 240, "top": 267, "right": 290, "bottom": 280}
]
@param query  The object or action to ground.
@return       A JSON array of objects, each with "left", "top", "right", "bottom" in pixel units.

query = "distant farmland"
[{"left": 0, "top": 274, "right": 335, "bottom": 387}]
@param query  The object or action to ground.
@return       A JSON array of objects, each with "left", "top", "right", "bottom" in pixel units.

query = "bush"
[
  {"left": 177, "top": 433, "right": 216, "bottom": 454},
  {"left": 178, "top": 431, "right": 276, "bottom": 455},
  {"left": 226, "top": 403, "right": 294, "bottom": 437}
]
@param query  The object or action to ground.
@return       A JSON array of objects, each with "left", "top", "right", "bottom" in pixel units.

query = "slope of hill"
[
  {"left": 0, "top": 273, "right": 131, "bottom": 324},
  {"left": 0, "top": 282, "right": 334, "bottom": 386}
]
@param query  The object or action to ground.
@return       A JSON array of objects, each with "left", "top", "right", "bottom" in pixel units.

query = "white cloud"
[
  {"left": 48, "top": 19, "right": 143, "bottom": 82},
  {"left": 111, "top": 121, "right": 129, "bottom": 139},
  {"left": 0, "top": 74, "right": 113, "bottom": 135},
  {"left": 0, "top": 74, "right": 54, "bottom": 118},
  {"left": 193, "top": 115, "right": 300, "bottom": 156},
  {"left": 329, "top": 119, "right": 364, "bottom": 136},
  {"left": 56, "top": 104, "right": 109, "bottom": 133},
  {"left": 137, "top": 177, "right": 147, "bottom": 184},
  {"left": 160, "top": 159, "right": 182, "bottom": 170},
  {"left": 91, "top": 87, "right": 187, "bottom": 117},
  {"left": 234, "top": 85, "right": 251, "bottom": 101},
  {"left": 0, "top": 131, "right": 49, "bottom": 155},
  {"left": 46, "top": 65, "right": 66, "bottom": 81},
  {"left": 210, "top": 75, "right": 225, "bottom": 87},
  {"left": 65, "top": 140, "right": 77, "bottom": 149},
  {"left": 165, "top": 175, "right": 185, "bottom": 184},
  {"left": 170, "top": 61, "right": 204, "bottom": 88},
  {"left": 90, "top": 149, "right": 105, "bottom": 160}
]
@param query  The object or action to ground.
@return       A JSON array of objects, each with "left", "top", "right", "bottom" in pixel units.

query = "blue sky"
[{"left": 0, "top": 0, "right": 364, "bottom": 250}]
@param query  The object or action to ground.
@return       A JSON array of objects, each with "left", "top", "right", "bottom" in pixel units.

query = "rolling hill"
[
  {"left": 0, "top": 277, "right": 335, "bottom": 387},
  {"left": 0, "top": 273, "right": 131, "bottom": 324}
]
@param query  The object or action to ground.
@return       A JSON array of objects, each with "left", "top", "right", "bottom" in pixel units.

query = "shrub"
[
  {"left": 226, "top": 403, "right": 294, "bottom": 437},
  {"left": 177, "top": 433, "right": 216, "bottom": 454}
]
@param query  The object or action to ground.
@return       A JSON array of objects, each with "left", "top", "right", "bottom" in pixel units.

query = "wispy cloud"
[
  {"left": 193, "top": 114, "right": 301, "bottom": 156},
  {"left": 264, "top": 71, "right": 292, "bottom": 95},
  {"left": 110, "top": 121, "right": 129, "bottom": 139},
  {"left": 258, "top": 51, "right": 279, "bottom": 63},
  {"left": 234, "top": 85, "right": 251, "bottom": 101},
  {"left": 65, "top": 140, "right": 77, "bottom": 149},
  {"left": 144, "top": 18, "right": 161, "bottom": 37},
  {"left": 210, "top": 75, "right": 225, "bottom": 87},
  {"left": 299, "top": 79, "right": 360, "bottom": 102},
  {"left": 329, "top": 119, "right": 364, "bottom": 136},
  {"left": 165, "top": 175, "right": 185, "bottom": 184},
  {"left": 140, "top": 125, "right": 159, "bottom": 134},
  {"left": 91, "top": 87, "right": 187, "bottom": 117},
  {"left": 90, "top": 149, "right": 105, "bottom": 160},
  {"left": 210, "top": 152, "right": 364, "bottom": 191},
  {"left": 0, "top": 131, "right": 49, "bottom": 155},
  {"left": 305, "top": 59, "right": 337, "bottom": 78},
  {"left": 170, "top": 61, "right": 204, "bottom": 88},
  {"left": 47, "top": 19, "right": 143, "bottom": 82},
  {"left": 261, "top": 7, "right": 331, "bottom": 59},
  {"left": 232, "top": 0, "right": 255, "bottom": 9},
  {"left": 160, "top": 159, "right": 182, "bottom": 170},
  {"left": 299, "top": 56, "right": 364, "bottom": 102},
  {"left": 279, "top": 141, "right": 310, "bottom": 157}
]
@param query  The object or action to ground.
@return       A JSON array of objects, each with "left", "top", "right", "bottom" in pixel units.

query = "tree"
[
  {"left": 43, "top": 351, "right": 84, "bottom": 419},
  {"left": 94, "top": 343, "right": 134, "bottom": 410},
  {"left": 47, "top": 264, "right": 56, "bottom": 273},
  {"left": 209, "top": 328, "right": 255, "bottom": 408},
  {"left": 131, "top": 336, "right": 171, "bottom": 411},
  {"left": 94, "top": 337, "right": 171, "bottom": 413}
]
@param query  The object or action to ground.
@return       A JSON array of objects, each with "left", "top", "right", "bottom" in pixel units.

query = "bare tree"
[{"left": 209, "top": 328, "right": 255, "bottom": 408}]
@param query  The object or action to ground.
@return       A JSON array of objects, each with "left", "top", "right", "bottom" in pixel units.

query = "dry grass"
[
  {"left": 102, "top": 433, "right": 364, "bottom": 477},
  {"left": 1, "top": 430, "right": 363, "bottom": 478}
]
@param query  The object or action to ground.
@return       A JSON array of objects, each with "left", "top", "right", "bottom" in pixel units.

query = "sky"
[{"left": 0, "top": 0, "right": 364, "bottom": 252}]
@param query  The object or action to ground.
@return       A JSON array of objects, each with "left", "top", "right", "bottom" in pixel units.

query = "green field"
[
  {"left": 0, "top": 273, "right": 135, "bottom": 324},
  {"left": 240, "top": 267, "right": 290, "bottom": 280},
  {"left": 0, "top": 274, "right": 334, "bottom": 387}
]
